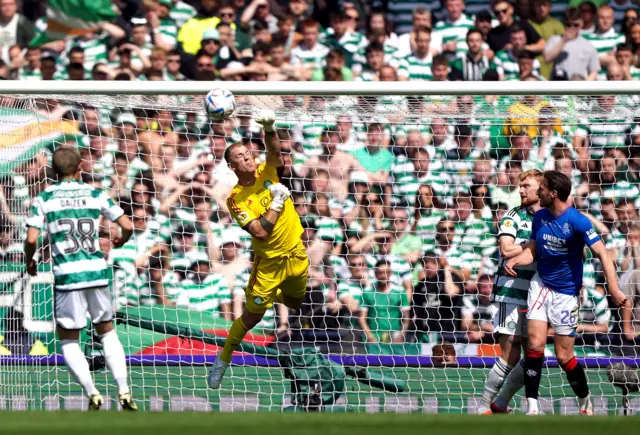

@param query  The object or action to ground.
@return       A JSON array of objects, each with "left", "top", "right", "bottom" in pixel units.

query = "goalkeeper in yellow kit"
[{"left": 208, "top": 110, "right": 308, "bottom": 389}]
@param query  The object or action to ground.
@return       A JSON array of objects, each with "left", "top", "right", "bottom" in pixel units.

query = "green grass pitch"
[{"left": 1, "top": 412, "right": 639, "bottom": 435}]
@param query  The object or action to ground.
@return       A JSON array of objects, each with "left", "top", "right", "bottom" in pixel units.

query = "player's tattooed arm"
[{"left": 259, "top": 215, "right": 275, "bottom": 234}]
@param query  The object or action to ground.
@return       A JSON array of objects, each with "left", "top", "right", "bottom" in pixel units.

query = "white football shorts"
[
  {"left": 54, "top": 286, "right": 114, "bottom": 330},
  {"left": 527, "top": 273, "right": 579, "bottom": 336},
  {"left": 492, "top": 301, "right": 528, "bottom": 337}
]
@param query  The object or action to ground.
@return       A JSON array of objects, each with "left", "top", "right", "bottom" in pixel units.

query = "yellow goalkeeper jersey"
[{"left": 227, "top": 162, "right": 304, "bottom": 259}]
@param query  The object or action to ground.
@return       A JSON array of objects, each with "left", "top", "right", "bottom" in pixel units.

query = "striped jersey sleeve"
[
  {"left": 26, "top": 196, "right": 45, "bottom": 229},
  {"left": 99, "top": 190, "right": 124, "bottom": 222}
]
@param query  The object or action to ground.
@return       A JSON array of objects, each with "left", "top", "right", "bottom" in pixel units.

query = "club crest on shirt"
[{"left": 562, "top": 223, "right": 571, "bottom": 235}]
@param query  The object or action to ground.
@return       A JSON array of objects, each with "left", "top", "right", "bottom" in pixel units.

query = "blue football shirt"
[{"left": 530, "top": 207, "right": 600, "bottom": 296}]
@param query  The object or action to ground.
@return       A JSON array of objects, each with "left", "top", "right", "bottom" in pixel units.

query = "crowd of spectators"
[{"left": 2, "top": 0, "right": 640, "bottom": 356}]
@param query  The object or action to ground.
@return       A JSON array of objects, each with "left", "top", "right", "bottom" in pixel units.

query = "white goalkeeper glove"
[
  {"left": 268, "top": 183, "right": 290, "bottom": 213},
  {"left": 255, "top": 109, "right": 276, "bottom": 133}
]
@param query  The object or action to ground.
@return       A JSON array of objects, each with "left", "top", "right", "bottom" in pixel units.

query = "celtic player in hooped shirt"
[
  {"left": 505, "top": 171, "right": 629, "bottom": 416},
  {"left": 24, "top": 146, "right": 137, "bottom": 411},
  {"left": 477, "top": 169, "right": 542, "bottom": 415},
  {"left": 207, "top": 110, "right": 309, "bottom": 389}
]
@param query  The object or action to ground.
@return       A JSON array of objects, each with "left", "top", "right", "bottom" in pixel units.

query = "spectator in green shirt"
[
  {"left": 529, "top": 0, "right": 565, "bottom": 79},
  {"left": 351, "top": 122, "right": 395, "bottom": 186},
  {"left": 359, "top": 259, "right": 411, "bottom": 343},
  {"left": 311, "top": 48, "right": 353, "bottom": 81}
]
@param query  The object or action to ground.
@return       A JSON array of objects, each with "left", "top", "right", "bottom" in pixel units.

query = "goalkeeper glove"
[
  {"left": 268, "top": 183, "right": 290, "bottom": 213},
  {"left": 255, "top": 109, "right": 276, "bottom": 133}
]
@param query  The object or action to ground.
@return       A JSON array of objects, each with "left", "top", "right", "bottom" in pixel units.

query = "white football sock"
[
  {"left": 100, "top": 330, "right": 130, "bottom": 395},
  {"left": 494, "top": 359, "right": 525, "bottom": 410},
  {"left": 578, "top": 394, "right": 592, "bottom": 411},
  {"left": 527, "top": 397, "right": 540, "bottom": 414},
  {"left": 479, "top": 358, "right": 513, "bottom": 410},
  {"left": 60, "top": 339, "right": 99, "bottom": 397}
]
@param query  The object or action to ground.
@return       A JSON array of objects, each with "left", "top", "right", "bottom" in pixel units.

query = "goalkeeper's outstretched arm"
[{"left": 256, "top": 110, "right": 282, "bottom": 167}]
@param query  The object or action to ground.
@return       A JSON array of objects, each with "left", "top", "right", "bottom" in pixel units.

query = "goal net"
[{"left": 0, "top": 81, "right": 639, "bottom": 414}]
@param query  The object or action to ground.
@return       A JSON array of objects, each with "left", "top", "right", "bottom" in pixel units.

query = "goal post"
[{"left": 0, "top": 81, "right": 639, "bottom": 414}]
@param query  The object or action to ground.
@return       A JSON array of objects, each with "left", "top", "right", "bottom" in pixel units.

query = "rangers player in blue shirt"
[{"left": 505, "top": 171, "right": 629, "bottom": 416}]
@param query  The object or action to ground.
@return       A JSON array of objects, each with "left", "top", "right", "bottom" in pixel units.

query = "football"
[{"left": 204, "top": 88, "right": 235, "bottom": 120}]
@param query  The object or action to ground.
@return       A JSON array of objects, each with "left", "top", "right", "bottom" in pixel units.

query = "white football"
[{"left": 204, "top": 88, "right": 235, "bottom": 120}]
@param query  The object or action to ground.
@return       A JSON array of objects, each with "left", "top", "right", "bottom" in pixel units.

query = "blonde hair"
[{"left": 519, "top": 168, "right": 543, "bottom": 183}]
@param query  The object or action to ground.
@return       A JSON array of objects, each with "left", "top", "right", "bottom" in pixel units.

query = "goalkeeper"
[{"left": 208, "top": 110, "right": 309, "bottom": 389}]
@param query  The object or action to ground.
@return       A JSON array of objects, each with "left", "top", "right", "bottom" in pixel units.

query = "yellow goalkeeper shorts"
[{"left": 245, "top": 241, "right": 309, "bottom": 314}]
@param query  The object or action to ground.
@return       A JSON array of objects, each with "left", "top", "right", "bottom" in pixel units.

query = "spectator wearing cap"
[
  {"left": 147, "top": 0, "right": 179, "bottom": 51},
  {"left": 544, "top": 7, "right": 600, "bottom": 81},
  {"left": 177, "top": 0, "right": 221, "bottom": 55},
  {"left": 199, "top": 28, "right": 221, "bottom": 60},
  {"left": 114, "top": 112, "right": 138, "bottom": 140},
  {"left": 290, "top": 19, "right": 329, "bottom": 71},
  {"left": 124, "top": 19, "right": 154, "bottom": 72},
  {"left": 320, "top": 12, "right": 367, "bottom": 73},
  {"left": 487, "top": 0, "right": 545, "bottom": 55},
  {"left": 0, "top": 0, "right": 35, "bottom": 52},
  {"left": 529, "top": 0, "right": 565, "bottom": 79},
  {"left": 492, "top": 24, "right": 541, "bottom": 81},
  {"left": 434, "top": 0, "right": 474, "bottom": 58},
  {"left": 449, "top": 28, "right": 492, "bottom": 81},
  {"left": 583, "top": 5, "right": 625, "bottom": 73}
]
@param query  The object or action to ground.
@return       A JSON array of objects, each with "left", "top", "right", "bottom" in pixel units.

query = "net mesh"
[{"left": 1, "top": 91, "right": 639, "bottom": 414}]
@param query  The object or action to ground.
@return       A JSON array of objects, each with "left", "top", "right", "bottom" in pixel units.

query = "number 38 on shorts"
[{"left": 527, "top": 273, "right": 580, "bottom": 336}]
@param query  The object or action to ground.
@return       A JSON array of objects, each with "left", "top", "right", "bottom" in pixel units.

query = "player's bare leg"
[
  {"left": 555, "top": 335, "right": 592, "bottom": 415},
  {"left": 479, "top": 334, "right": 522, "bottom": 414},
  {"left": 523, "top": 319, "right": 547, "bottom": 415},
  {"left": 57, "top": 327, "right": 102, "bottom": 410},
  {"left": 94, "top": 321, "right": 137, "bottom": 411}
]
